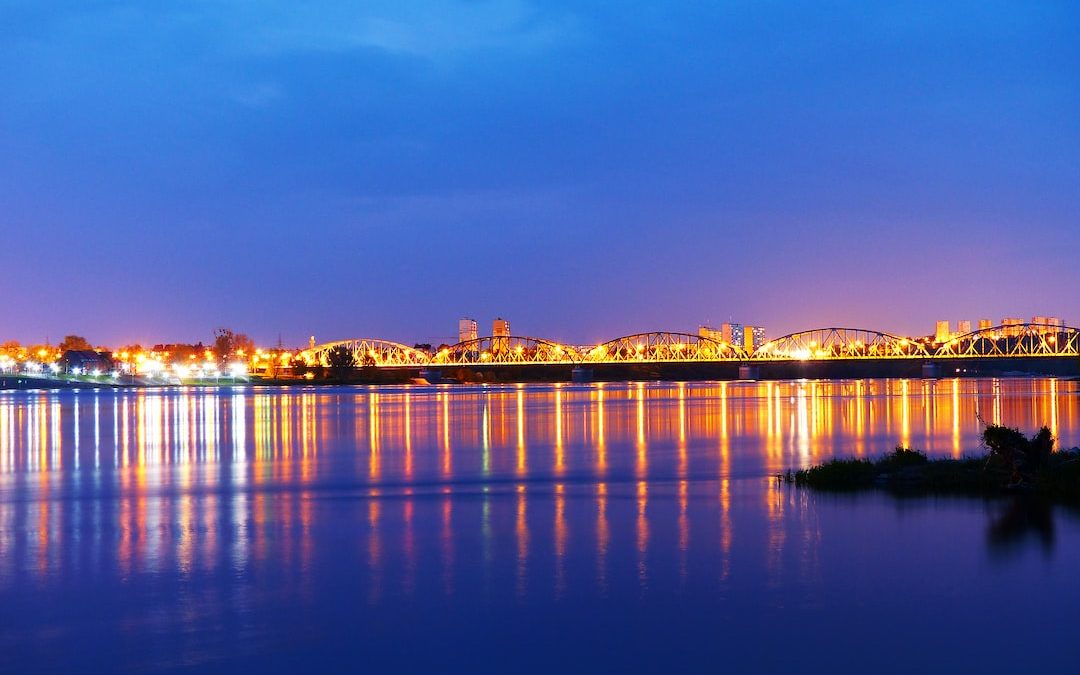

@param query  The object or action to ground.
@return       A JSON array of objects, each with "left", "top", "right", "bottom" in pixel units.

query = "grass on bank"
[{"left": 783, "top": 424, "right": 1080, "bottom": 501}]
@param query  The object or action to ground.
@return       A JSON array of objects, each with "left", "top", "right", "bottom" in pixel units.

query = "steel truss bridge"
[{"left": 301, "top": 324, "right": 1080, "bottom": 368}]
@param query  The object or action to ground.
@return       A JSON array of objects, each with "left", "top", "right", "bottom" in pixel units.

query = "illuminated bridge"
[{"left": 300, "top": 324, "right": 1080, "bottom": 381}]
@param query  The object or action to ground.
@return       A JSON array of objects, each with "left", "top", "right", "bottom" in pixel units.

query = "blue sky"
[{"left": 2, "top": 1, "right": 1078, "bottom": 347}]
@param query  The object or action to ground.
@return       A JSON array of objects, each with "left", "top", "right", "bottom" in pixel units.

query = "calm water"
[{"left": 1, "top": 378, "right": 1079, "bottom": 673}]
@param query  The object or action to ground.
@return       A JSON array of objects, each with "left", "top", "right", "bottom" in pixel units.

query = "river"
[{"left": 1, "top": 378, "right": 1078, "bottom": 673}]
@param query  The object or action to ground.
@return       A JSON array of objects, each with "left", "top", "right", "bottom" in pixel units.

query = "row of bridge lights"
[
  {"left": 313, "top": 327, "right": 1069, "bottom": 367},
  {"left": 366, "top": 338, "right": 906, "bottom": 364}
]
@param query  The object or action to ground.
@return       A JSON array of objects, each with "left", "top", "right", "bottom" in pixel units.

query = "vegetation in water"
[{"left": 783, "top": 424, "right": 1080, "bottom": 501}]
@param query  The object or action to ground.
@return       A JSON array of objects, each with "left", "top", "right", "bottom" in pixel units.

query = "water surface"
[{"left": 1, "top": 379, "right": 1078, "bottom": 673}]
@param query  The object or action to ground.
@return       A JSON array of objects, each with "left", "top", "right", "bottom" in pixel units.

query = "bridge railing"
[
  {"left": 430, "top": 336, "right": 580, "bottom": 365},
  {"left": 750, "top": 328, "right": 931, "bottom": 360},
  {"left": 305, "top": 324, "right": 1080, "bottom": 368},
  {"left": 583, "top": 332, "right": 747, "bottom": 362},
  {"left": 933, "top": 323, "right": 1080, "bottom": 358},
  {"left": 303, "top": 339, "right": 430, "bottom": 367}
]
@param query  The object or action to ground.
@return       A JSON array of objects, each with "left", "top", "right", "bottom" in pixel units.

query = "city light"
[{"left": 0, "top": 319, "right": 1075, "bottom": 386}]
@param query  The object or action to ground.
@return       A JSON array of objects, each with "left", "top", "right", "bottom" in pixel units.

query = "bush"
[
  {"left": 792, "top": 458, "right": 877, "bottom": 490},
  {"left": 876, "top": 446, "right": 928, "bottom": 472},
  {"left": 784, "top": 425, "right": 1080, "bottom": 499},
  {"left": 983, "top": 424, "right": 1055, "bottom": 483}
]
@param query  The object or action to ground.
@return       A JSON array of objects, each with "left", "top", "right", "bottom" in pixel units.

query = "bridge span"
[
  {"left": 304, "top": 324, "right": 1080, "bottom": 364},
  {"left": 297, "top": 324, "right": 1080, "bottom": 382}
]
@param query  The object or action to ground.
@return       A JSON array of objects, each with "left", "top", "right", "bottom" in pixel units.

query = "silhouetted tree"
[
  {"left": 326, "top": 344, "right": 356, "bottom": 379},
  {"left": 59, "top": 335, "right": 92, "bottom": 353},
  {"left": 213, "top": 328, "right": 255, "bottom": 360},
  {"left": 983, "top": 424, "right": 1055, "bottom": 484}
]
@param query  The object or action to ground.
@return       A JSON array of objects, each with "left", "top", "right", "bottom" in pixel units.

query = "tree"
[
  {"left": 213, "top": 328, "right": 255, "bottom": 360},
  {"left": 290, "top": 355, "right": 309, "bottom": 378},
  {"left": 325, "top": 344, "right": 356, "bottom": 379},
  {"left": 26, "top": 344, "right": 57, "bottom": 362},
  {"left": 983, "top": 424, "right": 1055, "bottom": 485},
  {"left": 59, "top": 335, "right": 92, "bottom": 353},
  {"left": 0, "top": 341, "right": 22, "bottom": 359}
]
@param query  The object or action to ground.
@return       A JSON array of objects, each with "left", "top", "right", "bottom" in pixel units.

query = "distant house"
[{"left": 59, "top": 350, "right": 115, "bottom": 374}]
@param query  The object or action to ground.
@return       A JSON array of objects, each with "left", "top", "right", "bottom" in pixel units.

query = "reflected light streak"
[
  {"left": 635, "top": 383, "right": 647, "bottom": 479},
  {"left": 554, "top": 483, "right": 567, "bottom": 597},
  {"left": 441, "top": 393, "right": 452, "bottom": 477},
  {"left": 516, "top": 484, "right": 528, "bottom": 598},
  {"left": 952, "top": 378, "right": 961, "bottom": 457},
  {"left": 554, "top": 386, "right": 564, "bottom": 475},
  {"left": 441, "top": 490, "right": 454, "bottom": 596},
  {"left": 368, "top": 392, "right": 380, "bottom": 481},
  {"left": 636, "top": 480, "right": 649, "bottom": 591},
  {"left": 596, "top": 482, "right": 609, "bottom": 594},
  {"left": 367, "top": 491, "right": 382, "bottom": 604},
  {"left": 595, "top": 385, "right": 607, "bottom": 474},
  {"left": 516, "top": 389, "right": 526, "bottom": 476}
]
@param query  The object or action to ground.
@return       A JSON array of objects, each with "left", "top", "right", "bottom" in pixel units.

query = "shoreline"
[
  {"left": 784, "top": 426, "right": 1080, "bottom": 503},
  {"left": 4, "top": 372, "right": 1078, "bottom": 392}
]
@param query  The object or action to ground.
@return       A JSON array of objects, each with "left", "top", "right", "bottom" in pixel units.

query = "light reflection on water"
[
  {"left": 0, "top": 379, "right": 1079, "bottom": 674},
  {"left": 1, "top": 378, "right": 1074, "bottom": 486}
]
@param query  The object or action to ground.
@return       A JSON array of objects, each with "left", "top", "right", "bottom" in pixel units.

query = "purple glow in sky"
[{"left": 2, "top": 1, "right": 1078, "bottom": 347}]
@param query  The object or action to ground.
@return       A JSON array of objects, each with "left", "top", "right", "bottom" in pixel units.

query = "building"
[
  {"left": 1001, "top": 317, "right": 1025, "bottom": 337},
  {"left": 935, "top": 320, "right": 951, "bottom": 343},
  {"left": 957, "top": 320, "right": 972, "bottom": 335},
  {"left": 458, "top": 318, "right": 478, "bottom": 344},
  {"left": 702, "top": 322, "right": 763, "bottom": 352},
  {"left": 59, "top": 350, "right": 115, "bottom": 375},
  {"left": 743, "top": 325, "right": 766, "bottom": 353},
  {"left": 978, "top": 319, "right": 993, "bottom": 331},
  {"left": 491, "top": 317, "right": 511, "bottom": 353},
  {"left": 1032, "top": 316, "right": 1064, "bottom": 334},
  {"left": 721, "top": 322, "right": 743, "bottom": 346},
  {"left": 698, "top": 325, "right": 723, "bottom": 342}
]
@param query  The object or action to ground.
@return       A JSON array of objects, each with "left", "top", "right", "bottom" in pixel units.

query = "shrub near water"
[
  {"left": 788, "top": 447, "right": 927, "bottom": 489},
  {"left": 876, "top": 446, "right": 929, "bottom": 472},
  {"left": 786, "top": 425, "right": 1080, "bottom": 500},
  {"left": 791, "top": 458, "right": 877, "bottom": 489}
]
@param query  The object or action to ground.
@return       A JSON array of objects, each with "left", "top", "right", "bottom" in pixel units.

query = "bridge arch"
[
  {"left": 584, "top": 332, "right": 747, "bottom": 362},
  {"left": 934, "top": 323, "right": 1080, "bottom": 358},
  {"left": 751, "top": 328, "right": 930, "bottom": 360},
  {"left": 303, "top": 338, "right": 431, "bottom": 367},
  {"left": 431, "top": 336, "right": 580, "bottom": 365}
]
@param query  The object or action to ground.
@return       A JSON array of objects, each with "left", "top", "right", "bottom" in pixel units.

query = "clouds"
[
  {"left": 0, "top": 1, "right": 581, "bottom": 59},
  {"left": 227, "top": 0, "right": 582, "bottom": 59},
  {"left": 0, "top": 1, "right": 1078, "bottom": 344}
]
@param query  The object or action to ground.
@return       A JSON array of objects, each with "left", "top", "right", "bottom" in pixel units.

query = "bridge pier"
[
  {"left": 738, "top": 364, "right": 760, "bottom": 380},
  {"left": 921, "top": 363, "right": 941, "bottom": 379},
  {"left": 419, "top": 369, "right": 444, "bottom": 384},
  {"left": 571, "top": 367, "right": 593, "bottom": 383}
]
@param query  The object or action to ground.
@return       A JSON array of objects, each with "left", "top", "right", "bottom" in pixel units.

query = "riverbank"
[
  {"left": 784, "top": 425, "right": 1080, "bottom": 502},
  {"left": 0, "top": 374, "right": 250, "bottom": 390}
]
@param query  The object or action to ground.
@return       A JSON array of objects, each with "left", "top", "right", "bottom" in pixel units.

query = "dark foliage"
[
  {"left": 785, "top": 425, "right": 1080, "bottom": 501},
  {"left": 59, "top": 335, "right": 92, "bottom": 353},
  {"left": 326, "top": 345, "right": 356, "bottom": 378},
  {"left": 982, "top": 424, "right": 1053, "bottom": 483},
  {"left": 212, "top": 328, "right": 254, "bottom": 359}
]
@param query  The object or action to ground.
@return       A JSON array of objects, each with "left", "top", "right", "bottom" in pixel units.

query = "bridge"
[{"left": 300, "top": 324, "right": 1080, "bottom": 376}]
